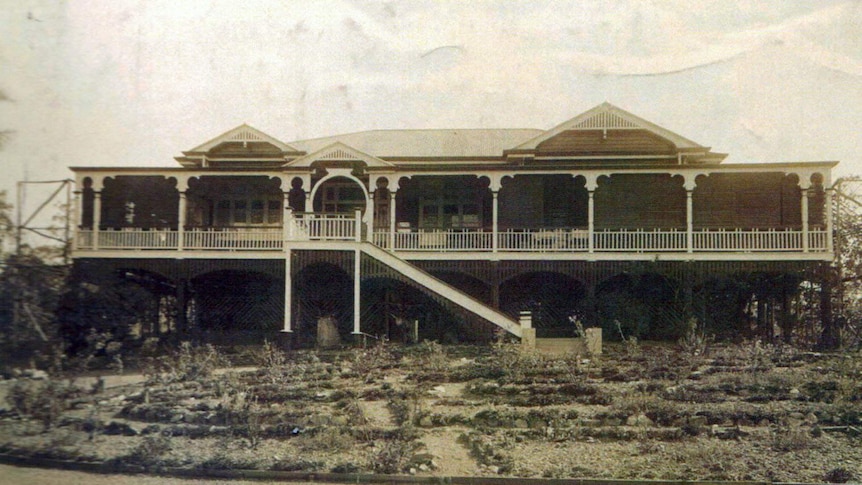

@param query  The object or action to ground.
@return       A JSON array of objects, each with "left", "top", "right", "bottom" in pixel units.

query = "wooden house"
[{"left": 69, "top": 103, "right": 835, "bottom": 345}]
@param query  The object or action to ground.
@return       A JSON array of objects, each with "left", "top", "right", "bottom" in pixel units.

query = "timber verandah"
[
  {"left": 68, "top": 103, "right": 838, "bottom": 344},
  {"left": 70, "top": 206, "right": 832, "bottom": 344}
]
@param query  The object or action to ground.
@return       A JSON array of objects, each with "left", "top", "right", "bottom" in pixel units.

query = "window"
[
  {"left": 317, "top": 181, "right": 366, "bottom": 214},
  {"left": 213, "top": 197, "right": 282, "bottom": 226},
  {"left": 419, "top": 199, "right": 482, "bottom": 229}
]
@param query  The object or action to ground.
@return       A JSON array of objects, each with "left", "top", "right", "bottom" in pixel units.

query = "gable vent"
[
  {"left": 321, "top": 149, "right": 357, "bottom": 160},
  {"left": 228, "top": 130, "right": 266, "bottom": 142},
  {"left": 574, "top": 111, "right": 640, "bottom": 129}
]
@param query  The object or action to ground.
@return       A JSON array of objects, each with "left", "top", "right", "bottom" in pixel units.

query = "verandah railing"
[{"left": 76, "top": 220, "right": 830, "bottom": 253}]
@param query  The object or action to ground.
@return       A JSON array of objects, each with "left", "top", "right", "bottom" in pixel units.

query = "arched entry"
[
  {"left": 499, "top": 272, "right": 586, "bottom": 337},
  {"left": 190, "top": 270, "right": 283, "bottom": 344},
  {"left": 293, "top": 262, "right": 354, "bottom": 346},
  {"left": 596, "top": 273, "right": 683, "bottom": 340},
  {"left": 310, "top": 172, "right": 372, "bottom": 223},
  {"left": 430, "top": 271, "right": 493, "bottom": 305}
]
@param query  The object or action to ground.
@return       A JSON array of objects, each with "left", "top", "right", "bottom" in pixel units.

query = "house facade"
[{"left": 69, "top": 103, "right": 835, "bottom": 345}]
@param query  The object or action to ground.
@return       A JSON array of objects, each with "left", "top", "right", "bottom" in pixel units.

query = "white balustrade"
[
  {"left": 499, "top": 229, "right": 589, "bottom": 252},
  {"left": 76, "top": 230, "right": 94, "bottom": 249},
  {"left": 290, "top": 213, "right": 356, "bottom": 241},
  {"left": 72, "top": 222, "right": 831, "bottom": 254},
  {"left": 96, "top": 229, "right": 179, "bottom": 249},
  {"left": 693, "top": 228, "right": 803, "bottom": 252},
  {"left": 808, "top": 229, "right": 828, "bottom": 251},
  {"left": 391, "top": 229, "right": 493, "bottom": 251},
  {"left": 184, "top": 228, "right": 282, "bottom": 250},
  {"left": 594, "top": 229, "right": 686, "bottom": 252}
]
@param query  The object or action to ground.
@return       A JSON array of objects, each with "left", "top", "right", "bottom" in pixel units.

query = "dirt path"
[
  {"left": 0, "top": 464, "right": 321, "bottom": 485},
  {"left": 418, "top": 382, "right": 475, "bottom": 476},
  {"left": 420, "top": 428, "right": 475, "bottom": 476}
]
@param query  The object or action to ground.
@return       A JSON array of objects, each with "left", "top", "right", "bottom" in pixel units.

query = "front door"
[{"left": 313, "top": 177, "right": 367, "bottom": 215}]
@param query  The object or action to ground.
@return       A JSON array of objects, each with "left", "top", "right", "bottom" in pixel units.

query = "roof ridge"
[{"left": 289, "top": 127, "right": 543, "bottom": 143}]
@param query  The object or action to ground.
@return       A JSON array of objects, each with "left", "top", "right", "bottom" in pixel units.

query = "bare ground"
[{"left": 0, "top": 341, "right": 860, "bottom": 482}]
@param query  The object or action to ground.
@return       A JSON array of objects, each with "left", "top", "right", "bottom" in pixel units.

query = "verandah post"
[
  {"left": 389, "top": 190, "right": 397, "bottom": 250},
  {"left": 282, "top": 191, "right": 293, "bottom": 334},
  {"left": 802, "top": 187, "right": 810, "bottom": 252},
  {"left": 92, "top": 191, "right": 102, "bottom": 251},
  {"left": 355, "top": 208, "right": 362, "bottom": 242},
  {"left": 492, "top": 190, "right": 499, "bottom": 253},
  {"left": 177, "top": 191, "right": 187, "bottom": 251},
  {"left": 282, "top": 248, "right": 292, "bottom": 334},
  {"left": 353, "top": 248, "right": 361, "bottom": 336}
]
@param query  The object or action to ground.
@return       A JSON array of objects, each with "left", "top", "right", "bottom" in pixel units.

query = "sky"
[{"left": 2, "top": 1, "right": 862, "bottom": 238}]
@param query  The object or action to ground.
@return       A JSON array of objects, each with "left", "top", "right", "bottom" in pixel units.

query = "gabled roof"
[
  {"left": 188, "top": 124, "right": 298, "bottom": 153},
  {"left": 513, "top": 102, "right": 706, "bottom": 151},
  {"left": 290, "top": 129, "right": 543, "bottom": 158},
  {"left": 285, "top": 142, "right": 395, "bottom": 168}
]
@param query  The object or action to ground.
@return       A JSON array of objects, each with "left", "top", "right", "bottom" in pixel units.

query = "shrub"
[
  {"left": 771, "top": 427, "right": 814, "bottom": 451},
  {"left": 387, "top": 390, "right": 423, "bottom": 427},
  {"left": 678, "top": 318, "right": 712, "bottom": 357},
  {"left": 7, "top": 378, "right": 74, "bottom": 431},
  {"left": 609, "top": 392, "right": 680, "bottom": 426},
  {"left": 825, "top": 467, "right": 854, "bottom": 483},
  {"left": 370, "top": 438, "right": 421, "bottom": 474},
  {"left": 338, "top": 397, "right": 368, "bottom": 426},
  {"left": 411, "top": 340, "right": 449, "bottom": 374},
  {"left": 351, "top": 341, "right": 395, "bottom": 383},
  {"left": 489, "top": 343, "right": 547, "bottom": 382},
  {"left": 121, "top": 434, "right": 172, "bottom": 467},
  {"left": 299, "top": 426, "right": 354, "bottom": 452},
  {"left": 143, "top": 342, "right": 229, "bottom": 384}
]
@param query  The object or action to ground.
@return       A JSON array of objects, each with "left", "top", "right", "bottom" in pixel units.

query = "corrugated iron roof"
[{"left": 289, "top": 129, "right": 544, "bottom": 158}]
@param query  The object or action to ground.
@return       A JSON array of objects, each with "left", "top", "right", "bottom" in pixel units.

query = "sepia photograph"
[{"left": 1, "top": 2, "right": 861, "bottom": 483}]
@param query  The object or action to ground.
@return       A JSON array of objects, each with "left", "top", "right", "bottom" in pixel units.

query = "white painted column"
[
  {"left": 801, "top": 188, "right": 810, "bottom": 253},
  {"left": 283, "top": 248, "right": 292, "bottom": 333},
  {"left": 826, "top": 188, "right": 834, "bottom": 253},
  {"left": 177, "top": 191, "right": 187, "bottom": 251},
  {"left": 492, "top": 191, "right": 499, "bottom": 253},
  {"left": 389, "top": 190, "right": 397, "bottom": 250},
  {"left": 353, "top": 248, "right": 361, "bottom": 335},
  {"left": 355, "top": 208, "right": 363, "bottom": 242},
  {"left": 71, "top": 191, "right": 81, "bottom": 251},
  {"left": 282, "top": 186, "right": 294, "bottom": 333},
  {"left": 588, "top": 191, "right": 595, "bottom": 253},
  {"left": 92, "top": 191, "right": 102, "bottom": 251},
  {"left": 282, "top": 192, "right": 292, "bottom": 241},
  {"left": 176, "top": 177, "right": 189, "bottom": 251},
  {"left": 585, "top": 176, "right": 598, "bottom": 254},
  {"left": 686, "top": 189, "right": 694, "bottom": 253}
]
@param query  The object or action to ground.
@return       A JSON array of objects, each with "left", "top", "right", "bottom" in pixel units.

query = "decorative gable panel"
[
  {"left": 537, "top": 130, "right": 677, "bottom": 156},
  {"left": 573, "top": 111, "right": 640, "bottom": 130},
  {"left": 285, "top": 142, "right": 394, "bottom": 169}
]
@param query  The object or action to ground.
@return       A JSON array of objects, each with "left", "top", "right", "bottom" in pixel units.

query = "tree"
[{"left": 0, "top": 191, "right": 70, "bottom": 367}]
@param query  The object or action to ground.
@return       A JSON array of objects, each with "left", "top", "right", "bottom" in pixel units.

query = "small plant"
[
  {"left": 387, "top": 389, "right": 424, "bottom": 427},
  {"left": 824, "top": 467, "right": 854, "bottom": 483},
  {"left": 123, "top": 434, "right": 172, "bottom": 467},
  {"left": 144, "top": 341, "right": 229, "bottom": 384},
  {"left": 569, "top": 315, "right": 587, "bottom": 339},
  {"left": 489, "top": 342, "right": 546, "bottom": 382},
  {"left": 678, "top": 317, "right": 712, "bottom": 357},
  {"left": 351, "top": 340, "right": 395, "bottom": 383},
  {"left": 339, "top": 397, "right": 368, "bottom": 426},
  {"left": 299, "top": 426, "right": 354, "bottom": 452},
  {"left": 370, "top": 438, "right": 421, "bottom": 474},
  {"left": 615, "top": 320, "right": 640, "bottom": 357},
  {"left": 7, "top": 378, "right": 73, "bottom": 431},
  {"left": 771, "top": 427, "right": 813, "bottom": 451},
  {"left": 411, "top": 340, "right": 449, "bottom": 375},
  {"left": 257, "top": 339, "right": 288, "bottom": 384},
  {"left": 242, "top": 397, "right": 264, "bottom": 449}
]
